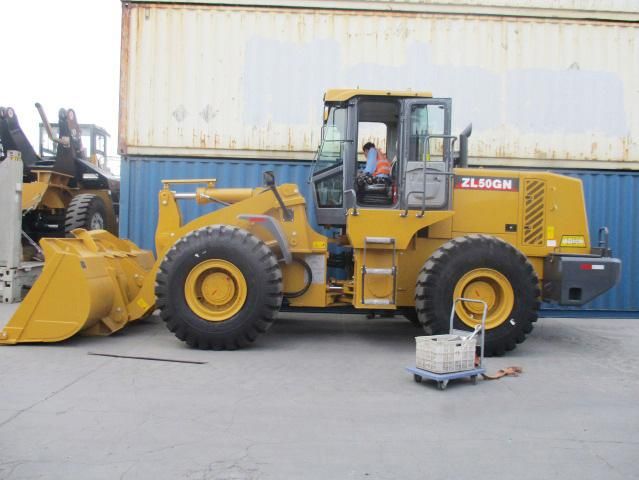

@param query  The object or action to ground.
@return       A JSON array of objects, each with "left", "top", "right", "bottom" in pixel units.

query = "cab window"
[
  {"left": 408, "top": 104, "right": 445, "bottom": 163},
  {"left": 313, "top": 106, "right": 348, "bottom": 208},
  {"left": 316, "top": 106, "right": 347, "bottom": 173}
]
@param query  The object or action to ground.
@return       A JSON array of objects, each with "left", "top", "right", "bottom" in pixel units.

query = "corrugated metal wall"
[
  {"left": 558, "top": 170, "right": 639, "bottom": 313},
  {"left": 120, "top": 156, "right": 639, "bottom": 316},
  {"left": 120, "top": 3, "right": 639, "bottom": 169},
  {"left": 134, "top": 0, "right": 639, "bottom": 21}
]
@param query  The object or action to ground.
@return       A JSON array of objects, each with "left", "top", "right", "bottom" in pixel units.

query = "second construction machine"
[
  {"left": 0, "top": 90, "right": 621, "bottom": 355},
  {"left": 0, "top": 104, "right": 119, "bottom": 245}
]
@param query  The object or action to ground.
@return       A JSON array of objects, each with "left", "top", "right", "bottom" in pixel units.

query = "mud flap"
[{"left": 0, "top": 229, "right": 155, "bottom": 344}]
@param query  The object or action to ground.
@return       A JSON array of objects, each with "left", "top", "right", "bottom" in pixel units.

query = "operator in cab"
[
  {"left": 357, "top": 142, "right": 391, "bottom": 189},
  {"left": 363, "top": 142, "right": 391, "bottom": 178}
]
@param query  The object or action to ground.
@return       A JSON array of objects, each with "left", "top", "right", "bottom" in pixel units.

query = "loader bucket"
[{"left": 0, "top": 229, "right": 155, "bottom": 344}]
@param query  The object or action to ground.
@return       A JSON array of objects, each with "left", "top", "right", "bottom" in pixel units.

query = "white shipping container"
[{"left": 119, "top": 1, "right": 639, "bottom": 169}]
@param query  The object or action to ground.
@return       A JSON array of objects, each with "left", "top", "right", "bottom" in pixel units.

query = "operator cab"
[
  {"left": 310, "top": 89, "right": 469, "bottom": 226},
  {"left": 40, "top": 122, "right": 110, "bottom": 171}
]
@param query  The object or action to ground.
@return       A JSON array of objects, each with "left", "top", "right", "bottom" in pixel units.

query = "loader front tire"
[
  {"left": 65, "top": 193, "right": 108, "bottom": 234},
  {"left": 415, "top": 234, "right": 540, "bottom": 356},
  {"left": 156, "top": 225, "right": 283, "bottom": 350}
]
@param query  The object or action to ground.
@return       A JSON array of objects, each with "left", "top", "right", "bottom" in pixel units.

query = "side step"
[
  {"left": 363, "top": 298, "right": 393, "bottom": 305},
  {"left": 361, "top": 237, "right": 397, "bottom": 307},
  {"left": 363, "top": 267, "right": 395, "bottom": 275},
  {"left": 365, "top": 236, "right": 395, "bottom": 245}
]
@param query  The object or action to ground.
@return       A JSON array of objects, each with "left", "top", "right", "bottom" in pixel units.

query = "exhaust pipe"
[{"left": 458, "top": 123, "right": 472, "bottom": 168}]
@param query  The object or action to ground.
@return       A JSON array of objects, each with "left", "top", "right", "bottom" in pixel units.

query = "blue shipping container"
[{"left": 120, "top": 156, "right": 638, "bottom": 316}]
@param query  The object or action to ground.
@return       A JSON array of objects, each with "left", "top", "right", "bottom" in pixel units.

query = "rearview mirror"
[{"left": 263, "top": 171, "right": 276, "bottom": 187}]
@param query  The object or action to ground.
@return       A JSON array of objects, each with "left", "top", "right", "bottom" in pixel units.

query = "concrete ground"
[{"left": 0, "top": 305, "right": 637, "bottom": 480}]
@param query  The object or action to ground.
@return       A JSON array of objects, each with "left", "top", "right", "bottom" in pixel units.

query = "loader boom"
[{"left": 129, "top": 180, "right": 330, "bottom": 321}]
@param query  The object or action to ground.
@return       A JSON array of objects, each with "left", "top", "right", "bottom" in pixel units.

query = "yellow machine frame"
[{"left": 1, "top": 168, "right": 590, "bottom": 345}]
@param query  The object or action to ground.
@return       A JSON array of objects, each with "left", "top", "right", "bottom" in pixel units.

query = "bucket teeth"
[{"left": 0, "top": 230, "right": 154, "bottom": 345}]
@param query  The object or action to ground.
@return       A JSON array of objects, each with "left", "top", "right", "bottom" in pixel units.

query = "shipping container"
[
  {"left": 120, "top": 1, "right": 639, "bottom": 169},
  {"left": 119, "top": 1, "right": 638, "bottom": 315},
  {"left": 120, "top": 155, "right": 639, "bottom": 316}
]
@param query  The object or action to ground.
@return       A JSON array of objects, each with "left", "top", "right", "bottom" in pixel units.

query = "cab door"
[{"left": 399, "top": 98, "right": 453, "bottom": 211}]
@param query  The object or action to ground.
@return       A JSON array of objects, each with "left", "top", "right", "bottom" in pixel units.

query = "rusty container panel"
[{"left": 120, "top": 3, "right": 639, "bottom": 168}]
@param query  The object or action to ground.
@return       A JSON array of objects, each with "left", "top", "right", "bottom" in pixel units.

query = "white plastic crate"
[{"left": 415, "top": 334, "right": 476, "bottom": 374}]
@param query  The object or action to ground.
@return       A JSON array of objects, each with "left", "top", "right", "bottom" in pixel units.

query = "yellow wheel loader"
[
  {"left": 0, "top": 90, "right": 621, "bottom": 355},
  {"left": 0, "top": 104, "right": 118, "bottom": 246}
]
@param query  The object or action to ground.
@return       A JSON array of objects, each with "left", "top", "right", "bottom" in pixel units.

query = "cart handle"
[
  {"left": 450, "top": 297, "right": 488, "bottom": 331},
  {"left": 450, "top": 297, "right": 488, "bottom": 367},
  {"left": 464, "top": 324, "right": 482, "bottom": 343}
]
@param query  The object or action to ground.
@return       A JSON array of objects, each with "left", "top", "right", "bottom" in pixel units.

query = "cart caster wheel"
[
  {"left": 437, "top": 381, "right": 448, "bottom": 391},
  {"left": 471, "top": 375, "right": 478, "bottom": 385},
  {"left": 413, "top": 374, "right": 422, "bottom": 383}
]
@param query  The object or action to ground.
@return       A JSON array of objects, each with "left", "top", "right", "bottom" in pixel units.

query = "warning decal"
[{"left": 454, "top": 175, "right": 519, "bottom": 192}]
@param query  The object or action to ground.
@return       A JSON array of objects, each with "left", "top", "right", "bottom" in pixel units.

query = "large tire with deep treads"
[
  {"left": 402, "top": 308, "right": 423, "bottom": 328},
  {"left": 65, "top": 193, "right": 108, "bottom": 234},
  {"left": 156, "top": 225, "right": 283, "bottom": 350},
  {"left": 415, "top": 234, "right": 540, "bottom": 356}
]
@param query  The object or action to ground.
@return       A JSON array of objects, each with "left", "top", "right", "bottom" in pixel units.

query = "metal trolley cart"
[{"left": 406, "top": 298, "right": 487, "bottom": 390}]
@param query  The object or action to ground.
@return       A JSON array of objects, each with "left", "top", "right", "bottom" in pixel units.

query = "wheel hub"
[
  {"left": 201, "top": 272, "right": 237, "bottom": 305},
  {"left": 453, "top": 268, "right": 514, "bottom": 329},
  {"left": 184, "top": 259, "right": 247, "bottom": 322},
  {"left": 462, "top": 280, "right": 496, "bottom": 313}
]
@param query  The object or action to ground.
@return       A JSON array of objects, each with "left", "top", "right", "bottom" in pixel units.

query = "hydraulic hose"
[{"left": 283, "top": 257, "right": 313, "bottom": 298}]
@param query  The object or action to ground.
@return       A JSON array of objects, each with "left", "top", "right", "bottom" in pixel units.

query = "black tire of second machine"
[{"left": 65, "top": 193, "right": 108, "bottom": 234}]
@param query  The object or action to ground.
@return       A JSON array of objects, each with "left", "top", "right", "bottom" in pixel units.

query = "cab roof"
[{"left": 324, "top": 89, "right": 433, "bottom": 102}]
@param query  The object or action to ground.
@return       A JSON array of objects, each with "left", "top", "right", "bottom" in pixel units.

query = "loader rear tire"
[
  {"left": 156, "top": 225, "right": 283, "bottom": 350},
  {"left": 403, "top": 308, "right": 422, "bottom": 327},
  {"left": 415, "top": 234, "right": 540, "bottom": 356},
  {"left": 65, "top": 193, "right": 108, "bottom": 234}
]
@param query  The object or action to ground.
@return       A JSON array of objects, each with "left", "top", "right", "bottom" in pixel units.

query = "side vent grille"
[{"left": 523, "top": 179, "right": 546, "bottom": 246}]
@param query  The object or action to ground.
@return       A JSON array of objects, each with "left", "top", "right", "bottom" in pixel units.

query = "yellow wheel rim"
[
  {"left": 184, "top": 259, "right": 247, "bottom": 322},
  {"left": 453, "top": 268, "right": 514, "bottom": 330}
]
